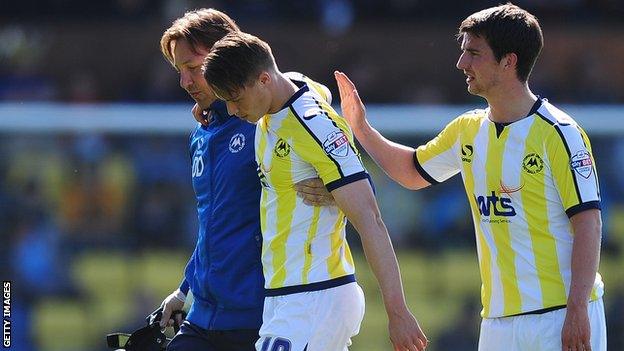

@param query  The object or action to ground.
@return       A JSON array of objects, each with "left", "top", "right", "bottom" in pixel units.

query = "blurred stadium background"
[{"left": 1, "top": 1, "right": 623, "bottom": 350}]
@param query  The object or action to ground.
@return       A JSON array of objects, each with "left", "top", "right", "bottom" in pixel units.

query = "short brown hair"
[
  {"left": 160, "top": 8, "right": 240, "bottom": 66},
  {"left": 458, "top": 3, "right": 543, "bottom": 82},
  {"left": 203, "top": 32, "right": 276, "bottom": 98}
]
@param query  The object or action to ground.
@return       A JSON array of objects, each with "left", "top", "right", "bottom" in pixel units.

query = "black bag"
[{"left": 106, "top": 307, "right": 186, "bottom": 351}]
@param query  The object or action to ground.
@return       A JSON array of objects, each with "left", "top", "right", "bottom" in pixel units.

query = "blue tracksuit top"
[{"left": 179, "top": 100, "right": 264, "bottom": 330}]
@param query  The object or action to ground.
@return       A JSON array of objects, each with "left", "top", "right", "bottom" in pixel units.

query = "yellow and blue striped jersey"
[
  {"left": 256, "top": 76, "right": 367, "bottom": 294},
  {"left": 414, "top": 98, "right": 603, "bottom": 318}
]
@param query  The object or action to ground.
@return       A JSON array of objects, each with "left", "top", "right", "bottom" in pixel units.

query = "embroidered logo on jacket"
[{"left": 229, "top": 133, "right": 246, "bottom": 153}]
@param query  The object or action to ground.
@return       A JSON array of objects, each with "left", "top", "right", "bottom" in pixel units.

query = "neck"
[
  {"left": 198, "top": 98, "right": 217, "bottom": 111},
  {"left": 267, "top": 72, "right": 298, "bottom": 114},
  {"left": 486, "top": 81, "right": 537, "bottom": 123}
]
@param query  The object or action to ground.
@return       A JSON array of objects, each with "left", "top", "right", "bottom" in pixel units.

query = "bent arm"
[
  {"left": 358, "top": 125, "right": 430, "bottom": 190},
  {"left": 335, "top": 71, "right": 429, "bottom": 190}
]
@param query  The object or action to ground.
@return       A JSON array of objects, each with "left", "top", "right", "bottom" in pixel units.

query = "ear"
[
  {"left": 258, "top": 71, "right": 271, "bottom": 86},
  {"left": 502, "top": 52, "right": 518, "bottom": 72}
]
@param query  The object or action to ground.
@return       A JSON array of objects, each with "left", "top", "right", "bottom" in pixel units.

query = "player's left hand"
[
  {"left": 192, "top": 103, "right": 210, "bottom": 126},
  {"left": 561, "top": 305, "right": 591, "bottom": 351},
  {"left": 294, "top": 178, "right": 335, "bottom": 206},
  {"left": 388, "top": 309, "right": 428, "bottom": 351}
]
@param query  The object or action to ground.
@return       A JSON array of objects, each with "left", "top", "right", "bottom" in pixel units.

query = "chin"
[
  {"left": 247, "top": 116, "right": 261, "bottom": 124},
  {"left": 467, "top": 85, "right": 482, "bottom": 96}
]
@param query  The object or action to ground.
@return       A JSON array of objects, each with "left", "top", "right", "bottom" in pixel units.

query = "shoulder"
[
  {"left": 446, "top": 108, "right": 487, "bottom": 129},
  {"left": 536, "top": 100, "right": 584, "bottom": 139},
  {"left": 537, "top": 101, "right": 590, "bottom": 152},
  {"left": 458, "top": 108, "right": 487, "bottom": 121},
  {"left": 284, "top": 71, "right": 332, "bottom": 104},
  {"left": 534, "top": 100, "right": 578, "bottom": 129},
  {"left": 189, "top": 124, "right": 203, "bottom": 140},
  {"left": 287, "top": 88, "right": 330, "bottom": 123}
]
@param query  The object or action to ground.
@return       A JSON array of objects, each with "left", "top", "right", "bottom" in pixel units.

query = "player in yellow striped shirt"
[
  {"left": 203, "top": 32, "right": 428, "bottom": 351},
  {"left": 335, "top": 4, "right": 605, "bottom": 351}
]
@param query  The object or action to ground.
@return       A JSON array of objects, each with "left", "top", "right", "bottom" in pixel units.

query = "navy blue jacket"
[{"left": 179, "top": 100, "right": 264, "bottom": 330}]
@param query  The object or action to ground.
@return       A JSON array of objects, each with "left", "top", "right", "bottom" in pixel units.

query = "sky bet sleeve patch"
[{"left": 570, "top": 150, "right": 593, "bottom": 179}]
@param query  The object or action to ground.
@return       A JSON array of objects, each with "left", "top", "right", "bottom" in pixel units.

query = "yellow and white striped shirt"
[
  {"left": 256, "top": 76, "right": 367, "bottom": 294},
  {"left": 415, "top": 98, "right": 603, "bottom": 318}
]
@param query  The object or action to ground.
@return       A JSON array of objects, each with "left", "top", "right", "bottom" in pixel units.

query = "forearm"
[
  {"left": 331, "top": 180, "right": 409, "bottom": 315},
  {"left": 354, "top": 123, "right": 428, "bottom": 190},
  {"left": 353, "top": 214, "right": 409, "bottom": 316},
  {"left": 568, "top": 210, "right": 602, "bottom": 309}
]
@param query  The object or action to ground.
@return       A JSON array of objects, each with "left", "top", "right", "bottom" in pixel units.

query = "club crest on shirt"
[
  {"left": 522, "top": 153, "right": 544, "bottom": 174},
  {"left": 229, "top": 133, "right": 245, "bottom": 153},
  {"left": 274, "top": 138, "right": 290, "bottom": 158},
  {"left": 570, "top": 150, "right": 593, "bottom": 179},
  {"left": 323, "top": 131, "right": 349, "bottom": 158}
]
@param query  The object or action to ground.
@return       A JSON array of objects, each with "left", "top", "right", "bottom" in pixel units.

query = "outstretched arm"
[
  {"left": 332, "top": 179, "right": 428, "bottom": 351},
  {"left": 334, "top": 71, "right": 430, "bottom": 190}
]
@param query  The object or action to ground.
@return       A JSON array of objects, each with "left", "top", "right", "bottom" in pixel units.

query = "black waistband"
[
  {"left": 508, "top": 304, "right": 567, "bottom": 317},
  {"left": 265, "top": 274, "right": 356, "bottom": 297}
]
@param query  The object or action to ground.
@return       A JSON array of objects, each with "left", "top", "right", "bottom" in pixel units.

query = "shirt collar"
[{"left": 207, "top": 100, "right": 232, "bottom": 125}]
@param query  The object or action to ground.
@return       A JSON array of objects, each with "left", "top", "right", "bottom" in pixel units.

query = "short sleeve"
[
  {"left": 284, "top": 106, "right": 367, "bottom": 192},
  {"left": 414, "top": 116, "right": 462, "bottom": 184},
  {"left": 545, "top": 124, "right": 601, "bottom": 218}
]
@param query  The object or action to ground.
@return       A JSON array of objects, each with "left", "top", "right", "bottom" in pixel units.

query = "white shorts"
[
  {"left": 478, "top": 298, "right": 606, "bottom": 351},
  {"left": 255, "top": 282, "right": 365, "bottom": 351}
]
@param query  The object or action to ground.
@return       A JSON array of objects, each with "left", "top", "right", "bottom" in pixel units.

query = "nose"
[
  {"left": 180, "top": 71, "right": 193, "bottom": 90},
  {"left": 456, "top": 52, "right": 468, "bottom": 71},
  {"left": 225, "top": 101, "right": 238, "bottom": 116}
]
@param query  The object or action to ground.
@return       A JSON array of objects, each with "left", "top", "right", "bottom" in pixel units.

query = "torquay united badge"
[
  {"left": 229, "top": 133, "right": 245, "bottom": 153},
  {"left": 274, "top": 138, "right": 290, "bottom": 157},
  {"left": 522, "top": 153, "right": 544, "bottom": 174}
]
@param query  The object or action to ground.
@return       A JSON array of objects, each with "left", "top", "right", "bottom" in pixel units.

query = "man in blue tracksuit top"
[
  {"left": 158, "top": 8, "right": 333, "bottom": 350},
  {"left": 159, "top": 10, "right": 264, "bottom": 350}
]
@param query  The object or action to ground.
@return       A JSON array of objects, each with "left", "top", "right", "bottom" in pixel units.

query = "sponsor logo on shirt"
[
  {"left": 522, "top": 153, "right": 544, "bottom": 174},
  {"left": 229, "top": 133, "right": 246, "bottom": 153},
  {"left": 274, "top": 138, "right": 290, "bottom": 158},
  {"left": 570, "top": 150, "right": 593, "bottom": 179},
  {"left": 461, "top": 144, "right": 474, "bottom": 163},
  {"left": 474, "top": 191, "right": 517, "bottom": 218},
  {"left": 323, "top": 131, "right": 349, "bottom": 158},
  {"left": 192, "top": 138, "right": 205, "bottom": 178},
  {"left": 499, "top": 180, "right": 524, "bottom": 194}
]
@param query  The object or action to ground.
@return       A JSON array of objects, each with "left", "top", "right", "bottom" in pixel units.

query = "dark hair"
[
  {"left": 203, "top": 32, "right": 276, "bottom": 98},
  {"left": 458, "top": 3, "right": 543, "bottom": 82},
  {"left": 160, "top": 8, "right": 240, "bottom": 66}
]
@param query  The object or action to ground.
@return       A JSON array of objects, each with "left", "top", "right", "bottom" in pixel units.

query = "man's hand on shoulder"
[
  {"left": 334, "top": 71, "right": 368, "bottom": 135},
  {"left": 192, "top": 103, "right": 210, "bottom": 126}
]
